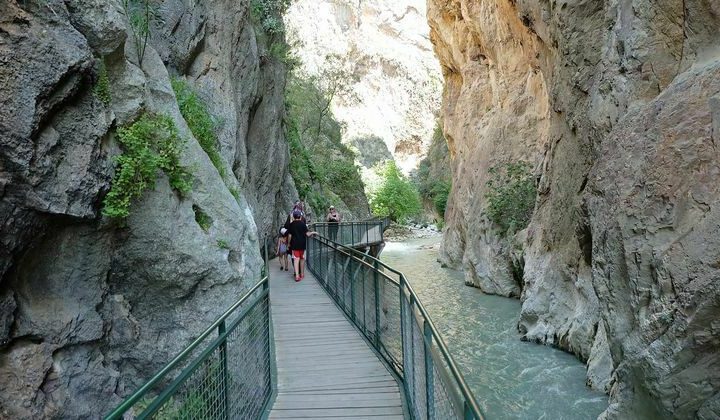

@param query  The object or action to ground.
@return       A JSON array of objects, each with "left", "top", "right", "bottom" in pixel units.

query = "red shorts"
[{"left": 292, "top": 250, "right": 305, "bottom": 259}]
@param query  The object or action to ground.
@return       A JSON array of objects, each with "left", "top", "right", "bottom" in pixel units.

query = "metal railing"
[
  {"left": 310, "top": 220, "right": 385, "bottom": 248},
  {"left": 306, "top": 235, "right": 485, "bottom": 420},
  {"left": 105, "top": 276, "right": 272, "bottom": 420}
]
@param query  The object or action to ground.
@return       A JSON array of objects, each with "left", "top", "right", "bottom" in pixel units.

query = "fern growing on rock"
[{"left": 103, "top": 113, "right": 193, "bottom": 218}]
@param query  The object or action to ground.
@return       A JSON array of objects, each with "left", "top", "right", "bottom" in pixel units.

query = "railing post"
[
  {"left": 464, "top": 401, "right": 474, "bottom": 420},
  {"left": 373, "top": 260, "right": 381, "bottom": 349},
  {"left": 399, "top": 275, "right": 409, "bottom": 404},
  {"left": 351, "top": 223, "right": 355, "bottom": 247},
  {"left": 349, "top": 259, "right": 356, "bottom": 322},
  {"left": 219, "top": 320, "right": 229, "bottom": 420},
  {"left": 424, "top": 320, "right": 435, "bottom": 420}
]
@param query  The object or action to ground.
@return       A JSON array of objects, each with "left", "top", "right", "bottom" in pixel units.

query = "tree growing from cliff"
[
  {"left": 122, "top": 0, "right": 153, "bottom": 65},
  {"left": 370, "top": 161, "right": 421, "bottom": 222},
  {"left": 288, "top": 54, "right": 356, "bottom": 143},
  {"left": 284, "top": 56, "right": 364, "bottom": 215},
  {"left": 484, "top": 162, "right": 536, "bottom": 236}
]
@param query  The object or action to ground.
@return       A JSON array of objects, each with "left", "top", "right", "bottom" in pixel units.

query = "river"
[{"left": 380, "top": 236, "right": 608, "bottom": 419}]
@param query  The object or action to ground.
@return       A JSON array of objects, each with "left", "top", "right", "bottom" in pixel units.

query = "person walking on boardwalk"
[
  {"left": 277, "top": 228, "right": 289, "bottom": 271},
  {"left": 326, "top": 205, "right": 341, "bottom": 241},
  {"left": 287, "top": 209, "right": 317, "bottom": 282}
]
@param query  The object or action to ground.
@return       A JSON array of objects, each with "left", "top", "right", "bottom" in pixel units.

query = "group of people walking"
[{"left": 276, "top": 201, "right": 342, "bottom": 282}]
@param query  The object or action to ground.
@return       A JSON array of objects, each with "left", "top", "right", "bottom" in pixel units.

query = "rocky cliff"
[
  {"left": 284, "top": 0, "right": 443, "bottom": 175},
  {"left": 0, "top": 0, "right": 295, "bottom": 418},
  {"left": 427, "top": 0, "right": 720, "bottom": 418}
]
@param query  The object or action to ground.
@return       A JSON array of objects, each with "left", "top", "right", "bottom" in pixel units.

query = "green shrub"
[
  {"left": 370, "top": 161, "right": 421, "bottom": 222},
  {"left": 93, "top": 59, "right": 111, "bottom": 105},
  {"left": 485, "top": 162, "right": 536, "bottom": 236},
  {"left": 415, "top": 122, "right": 452, "bottom": 219},
  {"left": 171, "top": 78, "right": 226, "bottom": 179},
  {"left": 229, "top": 187, "right": 240, "bottom": 202},
  {"left": 431, "top": 179, "right": 451, "bottom": 216},
  {"left": 103, "top": 114, "right": 192, "bottom": 218},
  {"left": 269, "top": 41, "right": 300, "bottom": 69},
  {"left": 217, "top": 239, "right": 230, "bottom": 249},
  {"left": 193, "top": 205, "right": 212, "bottom": 231},
  {"left": 250, "top": 0, "right": 291, "bottom": 35}
]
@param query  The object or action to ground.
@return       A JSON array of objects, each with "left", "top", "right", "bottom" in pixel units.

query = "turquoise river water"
[{"left": 380, "top": 237, "right": 608, "bottom": 420}]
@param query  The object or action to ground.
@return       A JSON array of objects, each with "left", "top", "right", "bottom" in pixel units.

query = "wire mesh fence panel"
[
  {"left": 107, "top": 281, "right": 272, "bottom": 420},
  {"left": 225, "top": 295, "right": 271, "bottom": 420},
  {"left": 410, "top": 313, "right": 429, "bottom": 420},
  {"left": 304, "top": 236, "right": 485, "bottom": 420},
  {"left": 430, "top": 341, "right": 464, "bottom": 419},
  {"left": 378, "top": 279, "right": 403, "bottom": 375}
]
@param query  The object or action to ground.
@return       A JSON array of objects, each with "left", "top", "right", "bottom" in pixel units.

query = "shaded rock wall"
[
  {"left": 0, "top": 0, "right": 294, "bottom": 418},
  {"left": 427, "top": 0, "right": 720, "bottom": 418}
]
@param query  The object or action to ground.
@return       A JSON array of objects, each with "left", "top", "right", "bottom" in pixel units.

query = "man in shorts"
[{"left": 287, "top": 209, "right": 318, "bottom": 282}]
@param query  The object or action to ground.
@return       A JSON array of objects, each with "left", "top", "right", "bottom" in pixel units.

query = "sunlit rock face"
[
  {"left": 427, "top": 0, "right": 720, "bottom": 418},
  {"left": 285, "top": 0, "right": 443, "bottom": 174}
]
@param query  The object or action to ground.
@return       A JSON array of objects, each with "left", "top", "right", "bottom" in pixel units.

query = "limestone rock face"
[
  {"left": 0, "top": 0, "right": 293, "bottom": 417},
  {"left": 285, "top": 0, "right": 443, "bottom": 174},
  {"left": 427, "top": 0, "right": 720, "bottom": 417}
]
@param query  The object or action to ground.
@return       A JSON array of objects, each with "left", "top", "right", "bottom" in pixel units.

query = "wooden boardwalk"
[{"left": 268, "top": 263, "right": 404, "bottom": 419}]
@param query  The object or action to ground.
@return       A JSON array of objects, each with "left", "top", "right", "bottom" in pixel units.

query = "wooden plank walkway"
[{"left": 268, "top": 263, "right": 404, "bottom": 419}]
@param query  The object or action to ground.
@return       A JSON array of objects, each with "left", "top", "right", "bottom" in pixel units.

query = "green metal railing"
[
  {"left": 307, "top": 235, "right": 485, "bottom": 420},
  {"left": 105, "top": 275, "right": 272, "bottom": 420},
  {"left": 310, "top": 220, "right": 385, "bottom": 248}
]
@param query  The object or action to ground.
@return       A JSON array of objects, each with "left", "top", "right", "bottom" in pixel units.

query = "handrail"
[
  {"left": 105, "top": 276, "right": 269, "bottom": 420},
  {"left": 307, "top": 235, "right": 485, "bottom": 419},
  {"left": 308, "top": 220, "right": 385, "bottom": 249}
]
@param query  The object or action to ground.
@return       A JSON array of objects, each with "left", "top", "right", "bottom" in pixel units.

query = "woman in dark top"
[{"left": 287, "top": 210, "right": 317, "bottom": 282}]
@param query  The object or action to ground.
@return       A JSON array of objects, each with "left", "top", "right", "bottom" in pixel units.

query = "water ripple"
[{"left": 381, "top": 237, "right": 608, "bottom": 420}]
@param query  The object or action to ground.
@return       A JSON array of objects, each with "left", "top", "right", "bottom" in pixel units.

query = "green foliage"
[
  {"left": 287, "top": 121, "right": 314, "bottom": 199},
  {"left": 250, "top": 0, "right": 291, "bottom": 35},
  {"left": 269, "top": 41, "right": 300, "bottom": 69},
  {"left": 122, "top": 0, "right": 153, "bottom": 65},
  {"left": 103, "top": 114, "right": 192, "bottom": 218},
  {"left": 415, "top": 122, "right": 452, "bottom": 219},
  {"left": 229, "top": 187, "right": 240, "bottom": 202},
  {"left": 431, "top": 179, "right": 451, "bottom": 216},
  {"left": 217, "top": 239, "right": 230, "bottom": 250},
  {"left": 193, "top": 205, "right": 212, "bottom": 231},
  {"left": 93, "top": 59, "right": 111, "bottom": 105},
  {"left": 370, "top": 161, "right": 422, "bottom": 222},
  {"left": 285, "top": 67, "right": 365, "bottom": 213},
  {"left": 132, "top": 363, "right": 223, "bottom": 419},
  {"left": 485, "top": 162, "right": 537, "bottom": 236},
  {"left": 171, "top": 78, "right": 226, "bottom": 179}
]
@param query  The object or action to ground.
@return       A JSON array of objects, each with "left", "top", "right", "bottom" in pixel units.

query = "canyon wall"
[
  {"left": 284, "top": 0, "right": 443, "bottom": 174},
  {"left": 0, "top": 0, "right": 294, "bottom": 417},
  {"left": 427, "top": 0, "right": 720, "bottom": 418}
]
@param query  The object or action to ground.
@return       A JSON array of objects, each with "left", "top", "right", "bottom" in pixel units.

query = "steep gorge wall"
[
  {"left": 285, "top": 0, "right": 443, "bottom": 174},
  {"left": 427, "top": 0, "right": 720, "bottom": 418},
  {"left": 0, "top": 0, "right": 294, "bottom": 417}
]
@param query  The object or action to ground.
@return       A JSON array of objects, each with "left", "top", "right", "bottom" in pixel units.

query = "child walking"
[{"left": 277, "top": 229, "right": 289, "bottom": 271}]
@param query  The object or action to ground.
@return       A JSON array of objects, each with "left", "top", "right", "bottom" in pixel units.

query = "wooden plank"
[
  {"left": 268, "top": 264, "right": 405, "bottom": 419},
  {"left": 268, "top": 406, "right": 404, "bottom": 417}
]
